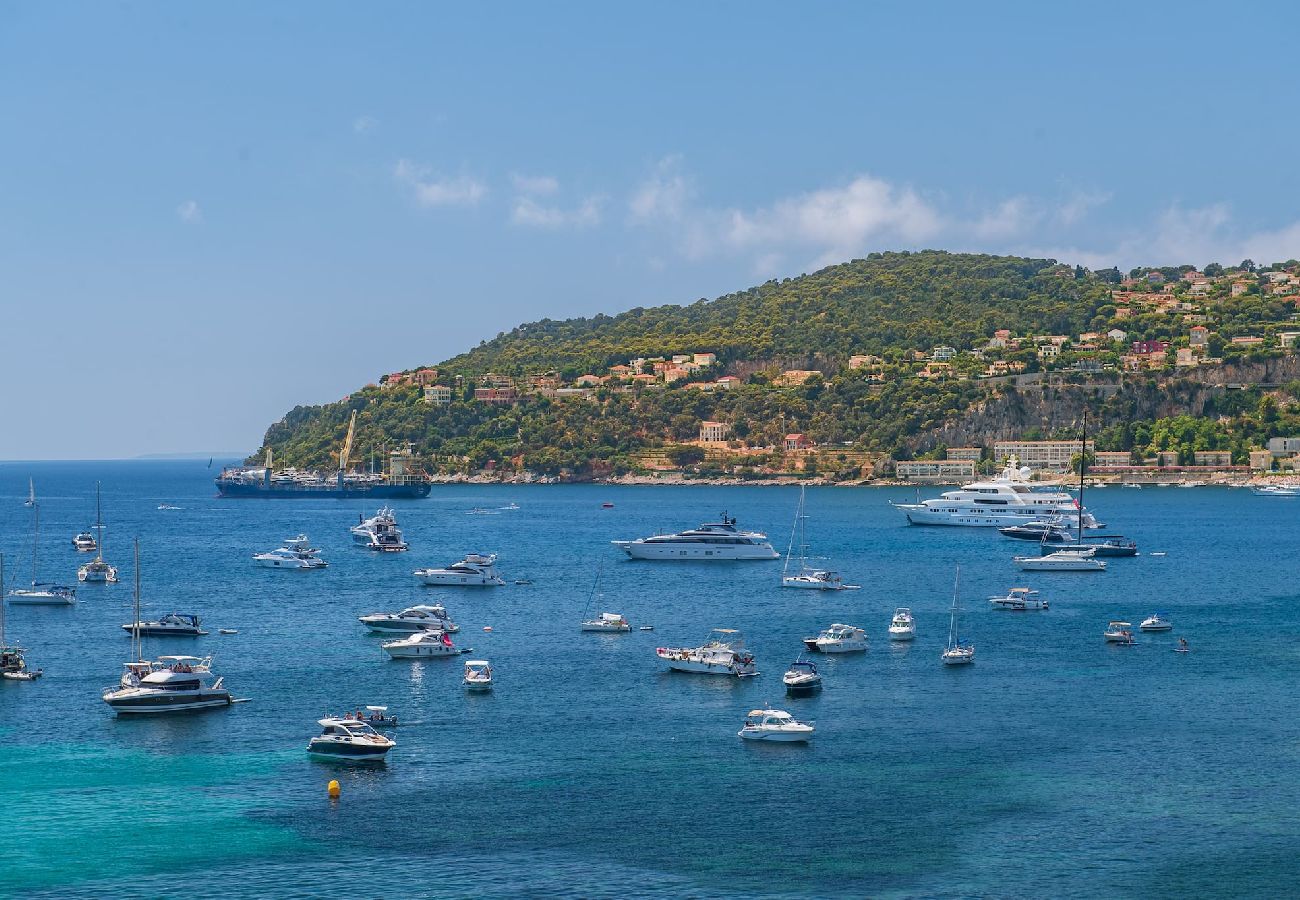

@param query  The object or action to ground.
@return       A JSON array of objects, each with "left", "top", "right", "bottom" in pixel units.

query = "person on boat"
[{"left": 1179, "top": 637, "right": 1189, "bottom": 651}]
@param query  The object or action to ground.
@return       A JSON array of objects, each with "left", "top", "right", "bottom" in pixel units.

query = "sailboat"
[
  {"left": 781, "top": 486, "right": 859, "bottom": 590},
  {"left": 941, "top": 566, "right": 975, "bottom": 666},
  {"left": 7, "top": 488, "right": 76, "bottom": 605},
  {"left": 23, "top": 478, "right": 34, "bottom": 507},
  {"left": 78, "top": 482, "right": 119, "bottom": 583},
  {"left": 1013, "top": 409, "right": 1107, "bottom": 572},
  {"left": 579, "top": 562, "right": 630, "bottom": 632},
  {"left": 1, "top": 554, "right": 42, "bottom": 680}
]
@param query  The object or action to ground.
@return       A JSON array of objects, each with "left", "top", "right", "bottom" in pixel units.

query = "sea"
[{"left": 1, "top": 460, "right": 1297, "bottom": 899}]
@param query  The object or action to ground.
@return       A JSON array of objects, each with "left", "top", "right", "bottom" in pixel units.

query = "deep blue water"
[{"left": 1, "top": 461, "right": 1298, "bottom": 898}]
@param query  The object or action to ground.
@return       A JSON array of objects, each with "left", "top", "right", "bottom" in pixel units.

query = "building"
[
  {"left": 1175, "top": 348, "right": 1199, "bottom": 367},
  {"left": 1194, "top": 451, "right": 1233, "bottom": 467},
  {"left": 410, "top": 368, "right": 440, "bottom": 386},
  {"left": 699, "top": 421, "right": 731, "bottom": 443},
  {"left": 918, "top": 362, "right": 953, "bottom": 379},
  {"left": 422, "top": 384, "right": 452, "bottom": 405},
  {"left": 1230, "top": 281, "right": 1250, "bottom": 297},
  {"left": 987, "top": 329, "right": 1012, "bottom": 349},
  {"left": 479, "top": 373, "right": 515, "bottom": 388},
  {"left": 1281, "top": 332, "right": 1300, "bottom": 349},
  {"left": 1190, "top": 326, "right": 1209, "bottom": 346},
  {"left": 1037, "top": 343, "right": 1060, "bottom": 360},
  {"left": 663, "top": 366, "right": 691, "bottom": 383},
  {"left": 1231, "top": 336, "right": 1265, "bottom": 347},
  {"left": 1267, "top": 437, "right": 1300, "bottom": 456},
  {"left": 1131, "top": 340, "right": 1169, "bottom": 355},
  {"left": 993, "top": 440, "right": 1094, "bottom": 472},
  {"left": 894, "top": 460, "right": 976, "bottom": 481},
  {"left": 775, "top": 370, "right": 821, "bottom": 386},
  {"left": 848, "top": 354, "right": 883, "bottom": 369},
  {"left": 608, "top": 365, "right": 633, "bottom": 377},
  {"left": 671, "top": 355, "right": 691, "bottom": 365},
  {"left": 1250, "top": 449, "right": 1275, "bottom": 471},
  {"left": 1107, "top": 329, "right": 1128, "bottom": 342},
  {"left": 1093, "top": 451, "right": 1135, "bottom": 468},
  {"left": 931, "top": 345, "right": 956, "bottom": 362},
  {"left": 784, "top": 433, "right": 814, "bottom": 451},
  {"left": 945, "top": 447, "right": 982, "bottom": 461},
  {"left": 473, "top": 387, "right": 517, "bottom": 404},
  {"left": 714, "top": 376, "right": 742, "bottom": 390},
  {"left": 692, "top": 352, "right": 717, "bottom": 367},
  {"left": 574, "top": 374, "right": 603, "bottom": 386}
]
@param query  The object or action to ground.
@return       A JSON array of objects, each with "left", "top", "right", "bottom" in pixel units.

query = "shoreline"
[{"left": 425, "top": 472, "right": 1296, "bottom": 488}]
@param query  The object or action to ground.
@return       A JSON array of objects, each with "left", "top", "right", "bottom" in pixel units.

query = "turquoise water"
[{"left": 1, "top": 461, "right": 1298, "bottom": 898}]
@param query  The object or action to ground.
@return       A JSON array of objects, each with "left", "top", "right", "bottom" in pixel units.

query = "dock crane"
[{"left": 337, "top": 410, "right": 358, "bottom": 489}]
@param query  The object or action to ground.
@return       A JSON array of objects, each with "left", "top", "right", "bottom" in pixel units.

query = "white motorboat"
[
  {"left": 120, "top": 613, "right": 207, "bottom": 636},
  {"left": 782, "top": 658, "right": 822, "bottom": 691},
  {"left": 307, "top": 717, "right": 395, "bottom": 761},
  {"left": 253, "top": 541, "right": 328, "bottom": 569},
  {"left": 463, "top": 658, "right": 493, "bottom": 690},
  {"left": 1104, "top": 621, "right": 1135, "bottom": 644},
  {"left": 103, "top": 655, "right": 232, "bottom": 714},
  {"left": 350, "top": 507, "right": 408, "bottom": 552},
  {"left": 888, "top": 608, "right": 916, "bottom": 640},
  {"left": 738, "top": 708, "right": 815, "bottom": 742},
  {"left": 942, "top": 567, "right": 975, "bottom": 666},
  {"left": 77, "top": 483, "right": 118, "bottom": 583},
  {"left": 803, "top": 623, "right": 868, "bottom": 654},
  {"left": 781, "top": 487, "right": 859, "bottom": 589},
  {"left": 613, "top": 513, "right": 780, "bottom": 560},
  {"left": 892, "top": 457, "right": 1101, "bottom": 528},
  {"left": 7, "top": 489, "right": 76, "bottom": 606},
  {"left": 1140, "top": 613, "right": 1173, "bottom": 632},
  {"left": 413, "top": 553, "right": 505, "bottom": 586},
  {"left": 580, "top": 612, "right": 631, "bottom": 632},
  {"left": 656, "top": 628, "right": 757, "bottom": 676},
  {"left": 0, "top": 554, "right": 41, "bottom": 680},
  {"left": 358, "top": 604, "right": 459, "bottom": 634},
  {"left": 72, "top": 531, "right": 97, "bottom": 552},
  {"left": 1014, "top": 549, "right": 1106, "bottom": 572},
  {"left": 382, "top": 629, "right": 461, "bottom": 658},
  {"left": 1251, "top": 484, "right": 1300, "bottom": 496},
  {"left": 499, "top": 502, "right": 520, "bottom": 511},
  {"left": 989, "top": 587, "right": 1049, "bottom": 610}
]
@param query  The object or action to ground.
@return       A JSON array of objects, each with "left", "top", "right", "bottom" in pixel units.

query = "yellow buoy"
[{"left": 327, "top": 779, "right": 340, "bottom": 799}]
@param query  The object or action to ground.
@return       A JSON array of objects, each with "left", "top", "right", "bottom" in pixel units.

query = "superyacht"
[
  {"left": 892, "top": 458, "right": 1099, "bottom": 528},
  {"left": 613, "top": 514, "right": 779, "bottom": 560}
]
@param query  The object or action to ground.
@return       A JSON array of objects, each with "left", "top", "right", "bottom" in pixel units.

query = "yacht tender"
[
  {"left": 782, "top": 658, "right": 823, "bottom": 691},
  {"left": 463, "top": 659, "right": 493, "bottom": 690}
]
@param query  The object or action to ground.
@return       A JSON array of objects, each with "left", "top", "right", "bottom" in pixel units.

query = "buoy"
[
  {"left": 483, "top": 626, "right": 492, "bottom": 632},
  {"left": 327, "top": 780, "right": 340, "bottom": 799}
]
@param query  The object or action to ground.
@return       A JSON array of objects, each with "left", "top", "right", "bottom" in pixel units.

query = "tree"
[
  {"left": 1204, "top": 262, "right": 1224, "bottom": 277},
  {"left": 667, "top": 446, "right": 705, "bottom": 467}
]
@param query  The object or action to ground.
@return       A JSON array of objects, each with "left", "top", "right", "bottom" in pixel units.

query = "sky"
[{"left": 3, "top": 1, "right": 1300, "bottom": 459}]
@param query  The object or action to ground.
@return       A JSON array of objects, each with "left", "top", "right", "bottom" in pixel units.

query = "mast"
[
  {"left": 783, "top": 487, "right": 803, "bottom": 578},
  {"left": 95, "top": 481, "right": 106, "bottom": 560},
  {"left": 948, "top": 565, "right": 961, "bottom": 649},
  {"left": 1078, "top": 407, "right": 1087, "bottom": 538},
  {"left": 131, "top": 539, "right": 142, "bottom": 663},
  {"left": 31, "top": 500, "right": 39, "bottom": 586},
  {"left": 1, "top": 553, "right": 6, "bottom": 646}
]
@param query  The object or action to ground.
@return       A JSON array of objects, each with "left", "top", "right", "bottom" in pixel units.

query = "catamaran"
[{"left": 78, "top": 482, "right": 118, "bottom": 583}]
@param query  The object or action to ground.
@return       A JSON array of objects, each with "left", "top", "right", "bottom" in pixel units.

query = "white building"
[{"left": 994, "top": 440, "right": 1094, "bottom": 472}]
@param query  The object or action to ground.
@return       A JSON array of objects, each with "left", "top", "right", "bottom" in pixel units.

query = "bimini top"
[{"left": 464, "top": 659, "right": 491, "bottom": 667}]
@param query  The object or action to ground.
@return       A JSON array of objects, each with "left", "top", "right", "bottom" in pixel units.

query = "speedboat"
[
  {"left": 72, "top": 531, "right": 97, "bottom": 552},
  {"left": 782, "top": 658, "right": 823, "bottom": 691},
  {"left": 1, "top": 644, "right": 41, "bottom": 681},
  {"left": 989, "top": 587, "right": 1048, "bottom": 610},
  {"left": 382, "top": 629, "right": 461, "bottom": 658},
  {"left": 1252, "top": 484, "right": 1300, "bottom": 496},
  {"left": 307, "top": 717, "right": 395, "bottom": 761},
  {"left": 782, "top": 569, "right": 860, "bottom": 590},
  {"left": 738, "top": 708, "right": 815, "bottom": 742},
  {"left": 102, "top": 655, "right": 232, "bottom": 714},
  {"left": 656, "top": 628, "right": 757, "bottom": 676},
  {"left": 580, "top": 612, "right": 631, "bottom": 632},
  {"left": 499, "top": 502, "right": 520, "bottom": 511},
  {"left": 998, "top": 521, "right": 1071, "bottom": 542},
  {"left": 892, "top": 458, "right": 1102, "bottom": 528},
  {"left": 1014, "top": 549, "right": 1106, "bottom": 572},
  {"left": 7, "top": 583, "right": 76, "bottom": 606},
  {"left": 413, "top": 553, "right": 505, "bottom": 586},
  {"left": 463, "top": 658, "right": 493, "bottom": 690},
  {"left": 253, "top": 543, "right": 328, "bottom": 569},
  {"left": 1103, "top": 621, "right": 1135, "bottom": 644},
  {"left": 78, "top": 557, "right": 119, "bottom": 583},
  {"left": 888, "top": 608, "right": 916, "bottom": 640},
  {"left": 803, "top": 624, "right": 868, "bottom": 654},
  {"left": 613, "top": 513, "right": 780, "bottom": 560},
  {"left": 358, "top": 604, "right": 459, "bottom": 634},
  {"left": 1140, "top": 613, "right": 1173, "bottom": 632},
  {"left": 350, "top": 507, "right": 408, "bottom": 552},
  {"left": 121, "top": 613, "right": 207, "bottom": 636}
]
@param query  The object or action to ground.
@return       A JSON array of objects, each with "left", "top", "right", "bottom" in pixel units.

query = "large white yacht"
[
  {"left": 102, "top": 655, "right": 232, "bottom": 714},
  {"left": 613, "top": 514, "right": 779, "bottom": 560},
  {"left": 351, "top": 507, "right": 408, "bottom": 552},
  {"left": 413, "top": 553, "right": 505, "bottom": 586},
  {"left": 893, "top": 459, "right": 1100, "bottom": 528}
]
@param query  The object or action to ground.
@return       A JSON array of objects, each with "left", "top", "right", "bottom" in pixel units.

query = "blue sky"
[{"left": 3, "top": 1, "right": 1299, "bottom": 458}]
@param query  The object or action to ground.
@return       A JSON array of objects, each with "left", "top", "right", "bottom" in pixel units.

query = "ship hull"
[{"left": 216, "top": 481, "right": 431, "bottom": 499}]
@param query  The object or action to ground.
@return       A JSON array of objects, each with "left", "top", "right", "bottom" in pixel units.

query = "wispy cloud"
[
  {"left": 629, "top": 155, "right": 690, "bottom": 222},
  {"left": 510, "top": 173, "right": 560, "bottom": 196},
  {"left": 176, "top": 199, "right": 202, "bottom": 224},
  {"left": 512, "top": 195, "right": 603, "bottom": 229},
  {"left": 972, "top": 197, "right": 1034, "bottom": 240},
  {"left": 394, "top": 159, "right": 486, "bottom": 208},
  {"left": 353, "top": 115, "right": 378, "bottom": 135}
]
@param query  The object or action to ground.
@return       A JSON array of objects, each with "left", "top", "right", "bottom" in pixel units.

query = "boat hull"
[
  {"left": 217, "top": 480, "right": 431, "bottom": 499},
  {"left": 415, "top": 573, "right": 503, "bottom": 586},
  {"left": 888, "top": 628, "right": 916, "bottom": 641},
  {"left": 614, "top": 542, "right": 779, "bottom": 561},
  {"left": 384, "top": 645, "right": 459, "bottom": 658},
  {"left": 738, "top": 729, "right": 814, "bottom": 742},
  {"left": 307, "top": 740, "right": 392, "bottom": 760},
  {"left": 7, "top": 591, "right": 75, "bottom": 606},
  {"left": 103, "top": 689, "right": 232, "bottom": 713}
]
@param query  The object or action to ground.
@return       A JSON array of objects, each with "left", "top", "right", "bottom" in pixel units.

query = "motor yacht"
[
  {"left": 580, "top": 612, "right": 631, "bottom": 632},
  {"left": 253, "top": 541, "right": 328, "bottom": 569},
  {"left": 998, "top": 520, "right": 1071, "bottom": 542},
  {"left": 358, "top": 604, "right": 459, "bottom": 634},
  {"left": 102, "top": 655, "right": 232, "bottom": 714},
  {"left": 888, "top": 608, "right": 916, "bottom": 640},
  {"left": 413, "top": 553, "right": 505, "bottom": 586},
  {"left": 1139, "top": 613, "right": 1173, "bottom": 632},
  {"left": 656, "top": 628, "right": 757, "bottom": 676},
  {"left": 801, "top": 623, "right": 868, "bottom": 654},
  {"left": 1054, "top": 535, "right": 1138, "bottom": 557},
  {"left": 989, "top": 587, "right": 1049, "bottom": 610},
  {"left": 307, "top": 717, "right": 395, "bottom": 761},
  {"left": 737, "top": 708, "right": 815, "bottom": 742},
  {"left": 1252, "top": 484, "right": 1300, "bottom": 496},
  {"left": 892, "top": 458, "right": 1101, "bottom": 528},
  {"left": 942, "top": 568, "right": 975, "bottom": 666},
  {"left": 463, "top": 659, "right": 493, "bottom": 690},
  {"left": 613, "top": 514, "right": 779, "bottom": 560},
  {"left": 1014, "top": 549, "right": 1106, "bottom": 572},
  {"left": 351, "top": 507, "right": 409, "bottom": 552},
  {"left": 72, "top": 531, "right": 97, "bottom": 552},
  {"left": 120, "top": 613, "right": 207, "bottom": 636},
  {"left": 1104, "top": 621, "right": 1135, "bottom": 644},
  {"left": 782, "top": 658, "right": 822, "bottom": 691},
  {"left": 382, "top": 629, "right": 461, "bottom": 659}
]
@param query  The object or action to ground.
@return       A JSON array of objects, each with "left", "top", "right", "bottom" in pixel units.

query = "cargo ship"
[{"left": 216, "top": 413, "right": 432, "bottom": 499}]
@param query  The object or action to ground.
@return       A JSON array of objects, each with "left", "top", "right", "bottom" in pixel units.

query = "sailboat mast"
[
  {"left": 949, "top": 565, "right": 961, "bottom": 647},
  {"left": 132, "top": 538, "right": 142, "bottom": 662},
  {"left": 783, "top": 487, "right": 802, "bottom": 577},
  {"left": 31, "top": 501, "right": 39, "bottom": 586},
  {"left": 1, "top": 553, "right": 6, "bottom": 646},
  {"left": 1078, "top": 407, "right": 1087, "bottom": 537}
]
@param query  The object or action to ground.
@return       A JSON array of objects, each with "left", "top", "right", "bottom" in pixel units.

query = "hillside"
[{"left": 254, "top": 250, "right": 1300, "bottom": 478}]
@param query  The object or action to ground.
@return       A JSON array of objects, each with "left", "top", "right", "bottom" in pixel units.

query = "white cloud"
[
  {"left": 1055, "top": 190, "right": 1111, "bottom": 227},
  {"left": 972, "top": 197, "right": 1034, "bottom": 240},
  {"left": 353, "top": 115, "right": 378, "bottom": 134},
  {"left": 176, "top": 200, "right": 202, "bottom": 224},
  {"left": 629, "top": 155, "right": 689, "bottom": 222},
  {"left": 512, "top": 195, "right": 603, "bottom": 229},
  {"left": 394, "top": 159, "right": 486, "bottom": 208},
  {"left": 510, "top": 173, "right": 560, "bottom": 195}
]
